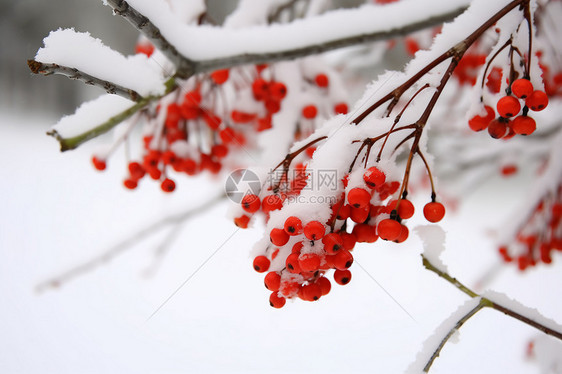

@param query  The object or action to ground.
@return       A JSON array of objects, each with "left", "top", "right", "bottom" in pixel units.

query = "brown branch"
[{"left": 27, "top": 60, "right": 142, "bottom": 102}]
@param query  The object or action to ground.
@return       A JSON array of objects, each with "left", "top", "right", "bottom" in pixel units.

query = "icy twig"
[
  {"left": 35, "top": 192, "right": 226, "bottom": 293},
  {"left": 104, "top": 0, "right": 196, "bottom": 78},
  {"left": 417, "top": 254, "right": 562, "bottom": 373},
  {"left": 27, "top": 60, "right": 143, "bottom": 102}
]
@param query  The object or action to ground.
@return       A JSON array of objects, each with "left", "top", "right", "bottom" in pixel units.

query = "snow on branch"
[
  {"left": 32, "top": 28, "right": 168, "bottom": 98},
  {"left": 114, "top": 0, "right": 470, "bottom": 75}
]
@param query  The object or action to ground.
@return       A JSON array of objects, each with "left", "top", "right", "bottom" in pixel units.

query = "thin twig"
[
  {"left": 35, "top": 192, "right": 226, "bottom": 293},
  {"left": 27, "top": 60, "right": 142, "bottom": 101}
]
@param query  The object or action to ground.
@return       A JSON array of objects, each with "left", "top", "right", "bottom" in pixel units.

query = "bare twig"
[
  {"left": 104, "top": 0, "right": 196, "bottom": 78},
  {"left": 35, "top": 192, "right": 226, "bottom": 293},
  {"left": 27, "top": 60, "right": 143, "bottom": 101}
]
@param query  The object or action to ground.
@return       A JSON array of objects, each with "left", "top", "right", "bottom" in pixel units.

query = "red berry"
[
  {"left": 262, "top": 194, "right": 284, "bottom": 212},
  {"left": 525, "top": 90, "right": 548, "bottom": 111},
  {"left": 363, "top": 167, "right": 386, "bottom": 189},
  {"left": 395, "top": 224, "right": 409, "bottom": 243},
  {"left": 304, "top": 221, "right": 326, "bottom": 240},
  {"left": 316, "top": 277, "right": 331, "bottom": 296},
  {"left": 234, "top": 215, "right": 250, "bottom": 229},
  {"left": 211, "top": 144, "right": 229, "bottom": 159},
  {"left": 123, "top": 178, "right": 138, "bottom": 190},
  {"left": 322, "top": 233, "right": 343, "bottom": 254},
  {"left": 284, "top": 216, "right": 303, "bottom": 236},
  {"left": 301, "top": 283, "right": 322, "bottom": 301},
  {"left": 488, "top": 118, "right": 508, "bottom": 139},
  {"left": 253, "top": 256, "right": 270, "bottom": 273},
  {"left": 423, "top": 202, "right": 445, "bottom": 223},
  {"left": 388, "top": 199, "right": 415, "bottom": 219},
  {"left": 315, "top": 73, "right": 329, "bottom": 87},
  {"left": 161, "top": 178, "right": 176, "bottom": 193},
  {"left": 128, "top": 161, "right": 145, "bottom": 180},
  {"left": 334, "top": 269, "right": 352, "bottom": 285},
  {"left": 377, "top": 219, "right": 402, "bottom": 241},
  {"left": 511, "top": 115, "right": 536, "bottom": 135},
  {"left": 299, "top": 253, "right": 322, "bottom": 272},
  {"left": 241, "top": 194, "right": 261, "bottom": 213},
  {"left": 252, "top": 78, "right": 269, "bottom": 100},
  {"left": 264, "top": 272, "right": 281, "bottom": 291},
  {"left": 350, "top": 205, "right": 370, "bottom": 224},
  {"left": 269, "top": 292, "right": 286, "bottom": 308},
  {"left": 292, "top": 241, "right": 304, "bottom": 254},
  {"left": 285, "top": 253, "right": 301, "bottom": 273},
  {"left": 302, "top": 105, "right": 318, "bottom": 119},
  {"left": 340, "top": 232, "right": 357, "bottom": 251},
  {"left": 334, "top": 102, "right": 348, "bottom": 114},
  {"left": 352, "top": 223, "right": 378, "bottom": 243},
  {"left": 333, "top": 250, "right": 353, "bottom": 270},
  {"left": 269, "top": 82, "right": 287, "bottom": 100},
  {"left": 468, "top": 105, "right": 495, "bottom": 132},
  {"left": 210, "top": 69, "right": 229, "bottom": 84},
  {"left": 270, "top": 228, "right": 290, "bottom": 246},
  {"left": 231, "top": 110, "right": 256, "bottom": 124},
  {"left": 92, "top": 156, "right": 106, "bottom": 171},
  {"left": 347, "top": 188, "right": 371, "bottom": 208},
  {"left": 497, "top": 96, "right": 521, "bottom": 118},
  {"left": 511, "top": 78, "right": 534, "bottom": 99}
]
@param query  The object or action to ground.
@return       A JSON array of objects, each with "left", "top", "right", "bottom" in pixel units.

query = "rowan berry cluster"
[
  {"left": 499, "top": 184, "right": 562, "bottom": 271},
  {"left": 236, "top": 163, "right": 445, "bottom": 308}
]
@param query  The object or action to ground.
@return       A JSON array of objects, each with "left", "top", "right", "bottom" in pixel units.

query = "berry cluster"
[
  {"left": 239, "top": 165, "right": 445, "bottom": 308},
  {"left": 469, "top": 77, "right": 548, "bottom": 138},
  {"left": 499, "top": 184, "right": 562, "bottom": 271}
]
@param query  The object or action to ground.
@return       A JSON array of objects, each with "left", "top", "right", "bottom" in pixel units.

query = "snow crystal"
[
  {"left": 416, "top": 225, "right": 447, "bottom": 273},
  {"left": 35, "top": 28, "right": 167, "bottom": 97}
]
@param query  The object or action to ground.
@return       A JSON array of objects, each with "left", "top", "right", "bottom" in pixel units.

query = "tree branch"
[
  {"left": 104, "top": 0, "right": 196, "bottom": 78},
  {"left": 27, "top": 59, "right": 143, "bottom": 102},
  {"left": 35, "top": 191, "right": 226, "bottom": 293}
]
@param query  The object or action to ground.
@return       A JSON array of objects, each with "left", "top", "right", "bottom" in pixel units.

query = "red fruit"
[
  {"left": 210, "top": 69, "right": 229, "bottom": 84},
  {"left": 352, "top": 224, "right": 378, "bottom": 243},
  {"left": 377, "top": 219, "right": 402, "bottom": 241},
  {"left": 180, "top": 103, "right": 199, "bottom": 120},
  {"left": 231, "top": 110, "right": 256, "bottom": 124},
  {"left": 241, "top": 194, "right": 261, "bottom": 213},
  {"left": 388, "top": 199, "right": 415, "bottom": 219},
  {"left": 496, "top": 96, "right": 521, "bottom": 118},
  {"left": 302, "top": 105, "right": 318, "bottom": 119},
  {"left": 166, "top": 103, "right": 181, "bottom": 123},
  {"left": 123, "top": 178, "right": 138, "bottom": 190},
  {"left": 511, "top": 115, "right": 536, "bottom": 135},
  {"left": 363, "top": 167, "right": 386, "bottom": 189},
  {"left": 301, "top": 283, "right": 322, "bottom": 301},
  {"left": 161, "top": 178, "right": 176, "bottom": 193},
  {"left": 340, "top": 232, "right": 357, "bottom": 251},
  {"left": 262, "top": 194, "right": 284, "bottom": 212},
  {"left": 135, "top": 43, "right": 154, "bottom": 57},
  {"left": 304, "top": 221, "right": 326, "bottom": 240},
  {"left": 203, "top": 112, "right": 222, "bottom": 130},
  {"left": 423, "top": 202, "right": 446, "bottom": 223},
  {"left": 322, "top": 233, "right": 344, "bottom": 254},
  {"left": 298, "top": 253, "right": 322, "bottom": 272},
  {"left": 347, "top": 188, "right": 371, "bottom": 208},
  {"left": 334, "top": 269, "right": 352, "bottom": 285},
  {"left": 336, "top": 204, "right": 351, "bottom": 220},
  {"left": 511, "top": 78, "right": 534, "bottom": 99},
  {"left": 316, "top": 277, "right": 331, "bottom": 296},
  {"left": 265, "top": 99, "right": 281, "bottom": 114},
  {"left": 128, "top": 161, "right": 145, "bottom": 180},
  {"left": 92, "top": 156, "right": 106, "bottom": 171},
  {"left": 270, "top": 228, "right": 290, "bottom": 246},
  {"left": 253, "top": 256, "right": 270, "bottom": 273},
  {"left": 285, "top": 253, "right": 301, "bottom": 273},
  {"left": 350, "top": 205, "right": 370, "bottom": 224},
  {"left": 184, "top": 90, "right": 202, "bottom": 106},
  {"left": 219, "top": 128, "right": 235, "bottom": 143},
  {"left": 526, "top": 90, "right": 548, "bottom": 111},
  {"left": 252, "top": 78, "right": 269, "bottom": 100},
  {"left": 315, "top": 73, "right": 329, "bottom": 87},
  {"left": 334, "top": 102, "right": 348, "bottom": 114},
  {"left": 269, "top": 82, "right": 287, "bottom": 100},
  {"left": 488, "top": 118, "right": 508, "bottom": 139},
  {"left": 269, "top": 292, "right": 286, "bottom": 308},
  {"left": 284, "top": 216, "right": 303, "bottom": 236},
  {"left": 405, "top": 37, "right": 420, "bottom": 56},
  {"left": 333, "top": 250, "right": 353, "bottom": 270},
  {"left": 234, "top": 215, "right": 250, "bottom": 229},
  {"left": 211, "top": 144, "right": 229, "bottom": 159},
  {"left": 161, "top": 150, "right": 177, "bottom": 165},
  {"left": 292, "top": 241, "right": 304, "bottom": 254},
  {"left": 468, "top": 105, "right": 495, "bottom": 132},
  {"left": 264, "top": 272, "right": 281, "bottom": 291},
  {"left": 395, "top": 224, "right": 409, "bottom": 243}
]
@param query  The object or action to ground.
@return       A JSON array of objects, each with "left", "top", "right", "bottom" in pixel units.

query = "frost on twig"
[{"left": 35, "top": 192, "right": 226, "bottom": 293}]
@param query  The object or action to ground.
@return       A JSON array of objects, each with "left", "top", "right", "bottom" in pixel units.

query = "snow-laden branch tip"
[
  {"left": 33, "top": 28, "right": 168, "bottom": 98},
  {"left": 110, "top": 0, "right": 470, "bottom": 75}
]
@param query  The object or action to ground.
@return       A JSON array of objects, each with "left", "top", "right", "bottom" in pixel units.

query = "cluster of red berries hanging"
[
  {"left": 469, "top": 77, "right": 548, "bottom": 139},
  {"left": 90, "top": 41, "right": 349, "bottom": 193},
  {"left": 499, "top": 183, "right": 562, "bottom": 271},
  {"left": 234, "top": 163, "right": 445, "bottom": 308}
]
